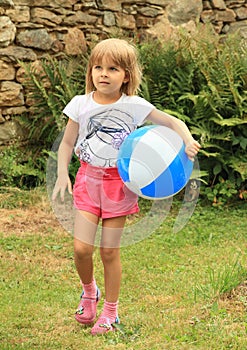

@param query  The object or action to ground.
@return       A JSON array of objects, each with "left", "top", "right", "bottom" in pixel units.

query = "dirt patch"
[
  {"left": 222, "top": 280, "right": 247, "bottom": 311},
  {"left": 0, "top": 206, "right": 65, "bottom": 236}
]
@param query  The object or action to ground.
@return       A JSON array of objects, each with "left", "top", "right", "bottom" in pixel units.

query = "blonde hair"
[{"left": 85, "top": 38, "right": 142, "bottom": 96}]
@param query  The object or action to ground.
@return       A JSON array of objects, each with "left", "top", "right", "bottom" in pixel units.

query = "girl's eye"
[
  {"left": 94, "top": 65, "right": 101, "bottom": 70},
  {"left": 110, "top": 67, "right": 118, "bottom": 71}
]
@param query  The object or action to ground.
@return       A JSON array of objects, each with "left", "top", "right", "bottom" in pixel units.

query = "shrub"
[
  {"left": 16, "top": 55, "right": 87, "bottom": 187},
  {"left": 20, "top": 55, "right": 87, "bottom": 149},
  {"left": 0, "top": 145, "right": 44, "bottom": 188},
  {"left": 138, "top": 25, "right": 247, "bottom": 204}
]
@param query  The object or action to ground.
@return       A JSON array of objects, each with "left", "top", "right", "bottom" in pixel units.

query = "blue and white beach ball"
[{"left": 117, "top": 125, "right": 193, "bottom": 199}]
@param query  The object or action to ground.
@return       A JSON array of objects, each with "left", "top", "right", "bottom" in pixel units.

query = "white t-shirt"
[{"left": 63, "top": 92, "right": 155, "bottom": 167}]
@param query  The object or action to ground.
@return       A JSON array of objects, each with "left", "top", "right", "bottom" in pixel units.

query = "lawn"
[{"left": 0, "top": 188, "right": 246, "bottom": 349}]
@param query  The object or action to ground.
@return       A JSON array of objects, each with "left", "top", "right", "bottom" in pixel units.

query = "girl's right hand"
[{"left": 52, "top": 174, "right": 72, "bottom": 202}]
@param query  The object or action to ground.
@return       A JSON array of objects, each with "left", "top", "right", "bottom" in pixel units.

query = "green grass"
[{"left": 0, "top": 188, "right": 246, "bottom": 349}]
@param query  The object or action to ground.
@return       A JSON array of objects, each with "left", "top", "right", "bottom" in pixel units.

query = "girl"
[{"left": 52, "top": 38, "right": 200, "bottom": 335}]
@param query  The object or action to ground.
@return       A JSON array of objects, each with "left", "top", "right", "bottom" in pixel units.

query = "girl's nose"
[{"left": 101, "top": 69, "right": 108, "bottom": 77}]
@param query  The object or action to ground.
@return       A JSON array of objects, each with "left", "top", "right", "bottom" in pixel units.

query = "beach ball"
[{"left": 117, "top": 125, "right": 193, "bottom": 199}]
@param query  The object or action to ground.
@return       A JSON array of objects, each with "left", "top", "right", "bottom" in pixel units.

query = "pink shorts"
[{"left": 73, "top": 162, "right": 139, "bottom": 219}]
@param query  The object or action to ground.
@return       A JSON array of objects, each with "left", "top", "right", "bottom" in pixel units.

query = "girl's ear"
[{"left": 123, "top": 70, "right": 130, "bottom": 83}]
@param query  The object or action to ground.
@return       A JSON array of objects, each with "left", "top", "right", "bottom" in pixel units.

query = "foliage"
[
  {"left": 15, "top": 55, "right": 87, "bottom": 187},
  {"left": 203, "top": 177, "right": 239, "bottom": 207},
  {"left": 20, "top": 55, "right": 87, "bottom": 148},
  {"left": 138, "top": 25, "right": 247, "bottom": 204},
  {"left": 0, "top": 145, "right": 45, "bottom": 188}
]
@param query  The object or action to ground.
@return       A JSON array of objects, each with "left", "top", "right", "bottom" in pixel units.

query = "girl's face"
[{"left": 92, "top": 56, "right": 129, "bottom": 103}]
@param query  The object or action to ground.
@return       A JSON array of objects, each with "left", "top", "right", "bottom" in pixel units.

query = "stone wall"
[{"left": 0, "top": 0, "right": 246, "bottom": 144}]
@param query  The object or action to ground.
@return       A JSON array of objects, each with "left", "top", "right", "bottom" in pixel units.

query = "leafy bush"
[
  {"left": 138, "top": 25, "right": 247, "bottom": 204},
  {"left": 0, "top": 145, "right": 44, "bottom": 188},
  {"left": 14, "top": 55, "right": 87, "bottom": 187},
  {"left": 20, "top": 55, "right": 87, "bottom": 148}
]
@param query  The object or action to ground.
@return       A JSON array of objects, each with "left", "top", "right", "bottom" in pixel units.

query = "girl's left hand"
[{"left": 185, "top": 139, "right": 201, "bottom": 161}]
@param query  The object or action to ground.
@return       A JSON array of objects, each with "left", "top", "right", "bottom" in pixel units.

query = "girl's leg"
[
  {"left": 91, "top": 216, "right": 126, "bottom": 335},
  {"left": 74, "top": 210, "right": 99, "bottom": 283},
  {"left": 74, "top": 210, "right": 100, "bottom": 324},
  {"left": 100, "top": 216, "right": 126, "bottom": 302}
]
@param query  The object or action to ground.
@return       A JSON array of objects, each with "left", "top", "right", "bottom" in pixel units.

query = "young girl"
[{"left": 52, "top": 38, "right": 200, "bottom": 335}]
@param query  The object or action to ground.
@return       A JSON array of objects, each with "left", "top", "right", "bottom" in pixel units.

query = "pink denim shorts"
[{"left": 73, "top": 162, "right": 139, "bottom": 219}]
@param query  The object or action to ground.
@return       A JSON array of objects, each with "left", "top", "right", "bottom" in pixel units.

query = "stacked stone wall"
[{"left": 0, "top": 0, "right": 246, "bottom": 144}]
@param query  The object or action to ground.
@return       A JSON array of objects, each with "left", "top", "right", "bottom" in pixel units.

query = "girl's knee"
[
  {"left": 100, "top": 247, "right": 120, "bottom": 264},
  {"left": 74, "top": 239, "right": 94, "bottom": 260}
]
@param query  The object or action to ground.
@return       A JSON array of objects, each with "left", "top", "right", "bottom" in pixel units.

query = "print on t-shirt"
[{"left": 75, "top": 107, "right": 136, "bottom": 167}]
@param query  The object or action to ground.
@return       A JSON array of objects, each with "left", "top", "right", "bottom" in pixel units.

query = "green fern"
[
  {"left": 20, "top": 55, "right": 86, "bottom": 147},
  {"left": 139, "top": 26, "right": 247, "bottom": 202}
]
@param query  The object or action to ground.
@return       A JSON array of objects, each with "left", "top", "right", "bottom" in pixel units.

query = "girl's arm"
[
  {"left": 147, "top": 108, "right": 201, "bottom": 160},
  {"left": 52, "top": 118, "right": 79, "bottom": 201}
]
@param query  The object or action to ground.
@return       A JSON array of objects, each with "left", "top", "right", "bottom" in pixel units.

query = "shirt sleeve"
[
  {"left": 132, "top": 96, "right": 155, "bottom": 126},
  {"left": 62, "top": 95, "right": 83, "bottom": 123}
]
